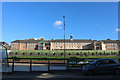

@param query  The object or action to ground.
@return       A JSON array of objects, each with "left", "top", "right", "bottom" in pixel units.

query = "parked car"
[{"left": 81, "top": 58, "right": 120, "bottom": 75}]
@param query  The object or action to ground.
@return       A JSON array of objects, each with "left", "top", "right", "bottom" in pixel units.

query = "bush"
[
  {"left": 53, "top": 53, "right": 55, "bottom": 55},
  {"left": 106, "top": 53, "right": 109, "bottom": 55},
  {"left": 91, "top": 53, "right": 94, "bottom": 56},
  {"left": 99, "top": 53, "right": 102, "bottom": 55},
  {"left": 15, "top": 52, "right": 18, "bottom": 55},
  {"left": 38, "top": 52, "right": 40, "bottom": 55},
  {"left": 68, "top": 53, "right": 71, "bottom": 55},
  {"left": 61, "top": 53, "right": 63, "bottom": 55},
  {"left": 22, "top": 52, "right": 25, "bottom": 55},
  {"left": 30, "top": 52, "right": 32, "bottom": 55},
  {"left": 45, "top": 53, "right": 48, "bottom": 55},
  {"left": 76, "top": 53, "right": 79, "bottom": 55},
  {"left": 84, "top": 53, "right": 87, "bottom": 56}
]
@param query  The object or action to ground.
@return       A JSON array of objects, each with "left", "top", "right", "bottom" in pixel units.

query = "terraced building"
[{"left": 11, "top": 35, "right": 120, "bottom": 50}]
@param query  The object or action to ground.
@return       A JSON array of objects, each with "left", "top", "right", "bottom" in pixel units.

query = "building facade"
[
  {"left": 11, "top": 37, "right": 120, "bottom": 50},
  {"left": 50, "top": 39, "right": 93, "bottom": 50}
]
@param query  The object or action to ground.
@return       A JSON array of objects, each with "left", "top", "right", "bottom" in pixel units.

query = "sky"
[{"left": 2, "top": 2, "right": 119, "bottom": 44}]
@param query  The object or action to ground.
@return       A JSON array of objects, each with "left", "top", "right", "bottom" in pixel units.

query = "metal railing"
[{"left": 7, "top": 58, "right": 98, "bottom": 72}]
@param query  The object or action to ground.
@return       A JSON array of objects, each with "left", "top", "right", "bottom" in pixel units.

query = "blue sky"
[{"left": 2, "top": 2, "right": 119, "bottom": 44}]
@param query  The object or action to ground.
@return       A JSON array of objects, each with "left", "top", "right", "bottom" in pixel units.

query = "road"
[{"left": 2, "top": 70, "right": 120, "bottom": 80}]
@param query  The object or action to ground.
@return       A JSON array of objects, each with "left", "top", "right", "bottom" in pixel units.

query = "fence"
[{"left": 7, "top": 58, "right": 97, "bottom": 72}]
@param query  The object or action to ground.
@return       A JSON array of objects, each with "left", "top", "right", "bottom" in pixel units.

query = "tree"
[{"left": 40, "top": 37, "right": 44, "bottom": 41}]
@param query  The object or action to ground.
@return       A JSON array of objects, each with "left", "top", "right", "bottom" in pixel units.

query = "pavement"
[{"left": 1, "top": 70, "right": 120, "bottom": 80}]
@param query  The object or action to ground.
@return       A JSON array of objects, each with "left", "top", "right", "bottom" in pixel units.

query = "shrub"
[
  {"left": 53, "top": 53, "right": 55, "bottom": 55},
  {"left": 15, "top": 52, "right": 18, "bottom": 55},
  {"left": 45, "top": 53, "right": 48, "bottom": 55},
  {"left": 38, "top": 52, "right": 40, "bottom": 55},
  {"left": 30, "top": 52, "right": 32, "bottom": 55},
  {"left": 22, "top": 52, "right": 25, "bottom": 55},
  {"left": 99, "top": 53, "right": 102, "bottom": 55},
  {"left": 76, "top": 53, "right": 79, "bottom": 55},
  {"left": 61, "top": 53, "right": 63, "bottom": 55},
  {"left": 68, "top": 53, "right": 71, "bottom": 55},
  {"left": 106, "top": 53, "right": 109, "bottom": 55},
  {"left": 91, "top": 53, "right": 94, "bottom": 56}
]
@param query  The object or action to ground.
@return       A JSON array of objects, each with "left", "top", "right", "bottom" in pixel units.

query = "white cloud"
[
  {"left": 115, "top": 28, "right": 120, "bottom": 32},
  {"left": 54, "top": 21, "right": 62, "bottom": 26},
  {"left": 57, "top": 27, "right": 63, "bottom": 29}
]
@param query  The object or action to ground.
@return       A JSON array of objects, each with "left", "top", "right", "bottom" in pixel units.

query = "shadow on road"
[{"left": 2, "top": 70, "right": 120, "bottom": 80}]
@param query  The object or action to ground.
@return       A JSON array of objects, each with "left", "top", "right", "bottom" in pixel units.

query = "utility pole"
[{"left": 63, "top": 16, "right": 66, "bottom": 59}]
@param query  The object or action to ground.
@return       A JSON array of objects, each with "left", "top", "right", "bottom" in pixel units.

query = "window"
[
  {"left": 97, "top": 60, "right": 117, "bottom": 65},
  {"left": 107, "top": 60, "right": 117, "bottom": 64},
  {"left": 97, "top": 60, "right": 108, "bottom": 65},
  {"left": 96, "top": 43, "right": 100, "bottom": 45},
  {"left": 96, "top": 47, "right": 100, "bottom": 50}
]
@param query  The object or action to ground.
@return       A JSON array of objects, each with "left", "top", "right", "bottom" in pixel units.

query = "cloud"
[
  {"left": 57, "top": 27, "right": 63, "bottom": 29},
  {"left": 115, "top": 28, "right": 120, "bottom": 32},
  {"left": 54, "top": 21, "right": 62, "bottom": 26}
]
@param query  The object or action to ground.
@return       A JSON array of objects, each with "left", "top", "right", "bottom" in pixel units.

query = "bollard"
[
  {"left": 30, "top": 59, "right": 32, "bottom": 72},
  {"left": 12, "top": 58, "right": 15, "bottom": 72},
  {"left": 66, "top": 59, "right": 69, "bottom": 70},
  {"left": 48, "top": 60, "right": 50, "bottom": 72}
]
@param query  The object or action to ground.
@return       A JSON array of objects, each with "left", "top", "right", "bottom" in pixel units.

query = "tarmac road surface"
[{"left": 2, "top": 70, "right": 120, "bottom": 80}]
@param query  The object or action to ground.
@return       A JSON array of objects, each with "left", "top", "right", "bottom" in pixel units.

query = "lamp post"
[{"left": 63, "top": 16, "right": 66, "bottom": 59}]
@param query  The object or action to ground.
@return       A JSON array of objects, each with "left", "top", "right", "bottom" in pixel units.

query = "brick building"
[
  {"left": 101, "top": 39, "right": 120, "bottom": 50},
  {"left": 11, "top": 40, "right": 50, "bottom": 50},
  {"left": 11, "top": 36, "right": 120, "bottom": 50},
  {"left": 50, "top": 39, "right": 93, "bottom": 50}
]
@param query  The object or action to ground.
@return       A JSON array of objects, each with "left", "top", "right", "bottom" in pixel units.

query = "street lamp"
[{"left": 63, "top": 16, "right": 66, "bottom": 59}]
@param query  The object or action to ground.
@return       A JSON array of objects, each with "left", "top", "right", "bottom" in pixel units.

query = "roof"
[
  {"left": 11, "top": 39, "right": 120, "bottom": 43},
  {"left": 11, "top": 40, "right": 50, "bottom": 43},
  {"left": 101, "top": 40, "right": 120, "bottom": 43},
  {"left": 51, "top": 39, "right": 93, "bottom": 42}
]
